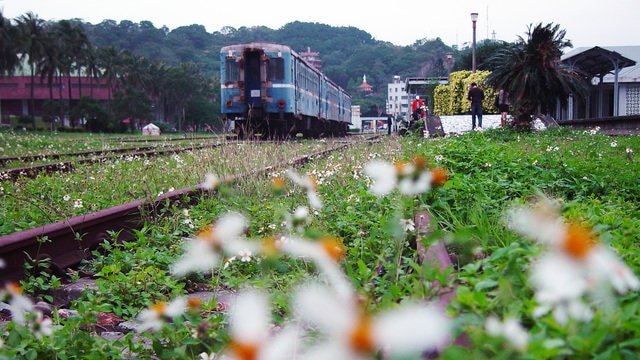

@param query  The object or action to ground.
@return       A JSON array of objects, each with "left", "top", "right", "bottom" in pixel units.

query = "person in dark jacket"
[
  {"left": 497, "top": 88, "right": 510, "bottom": 128},
  {"left": 467, "top": 82, "right": 484, "bottom": 130}
]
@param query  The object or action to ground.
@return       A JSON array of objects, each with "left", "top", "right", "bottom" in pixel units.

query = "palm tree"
[
  {"left": 83, "top": 47, "right": 103, "bottom": 98},
  {"left": 484, "top": 23, "right": 587, "bottom": 129},
  {"left": 95, "top": 46, "right": 124, "bottom": 118},
  {"left": 16, "top": 12, "right": 50, "bottom": 130},
  {"left": 55, "top": 20, "right": 91, "bottom": 127},
  {"left": 0, "top": 10, "right": 20, "bottom": 74},
  {"left": 37, "top": 29, "right": 62, "bottom": 130},
  {"left": 145, "top": 61, "right": 169, "bottom": 123}
]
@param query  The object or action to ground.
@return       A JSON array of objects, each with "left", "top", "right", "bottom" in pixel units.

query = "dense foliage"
[
  {"left": 82, "top": 19, "right": 469, "bottom": 116},
  {"left": 2, "top": 10, "right": 584, "bottom": 129},
  {"left": 2, "top": 128, "right": 639, "bottom": 359}
]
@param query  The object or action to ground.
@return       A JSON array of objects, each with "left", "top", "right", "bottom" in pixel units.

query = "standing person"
[
  {"left": 411, "top": 96, "right": 425, "bottom": 121},
  {"left": 387, "top": 114, "right": 393, "bottom": 135},
  {"left": 498, "top": 88, "right": 510, "bottom": 128},
  {"left": 467, "top": 82, "right": 485, "bottom": 130}
]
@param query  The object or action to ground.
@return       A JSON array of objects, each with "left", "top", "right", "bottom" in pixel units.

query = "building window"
[{"left": 626, "top": 85, "right": 640, "bottom": 115}]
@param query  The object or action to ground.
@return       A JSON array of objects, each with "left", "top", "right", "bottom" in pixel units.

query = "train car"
[{"left": 220, "top": 43, "right": 351, "bottom": 139}]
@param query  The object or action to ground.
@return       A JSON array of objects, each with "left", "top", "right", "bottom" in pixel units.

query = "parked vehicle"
[{"left": 220, "top": 43, "right": 351, "bottom": 139}]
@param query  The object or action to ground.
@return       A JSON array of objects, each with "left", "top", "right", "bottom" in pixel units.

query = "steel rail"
[
  {"left": 0, "top": 140, "right": 370, "bottom": 284},
  {"left": 0, "top": 143, "right": 225, "bottom": 181},
  {"left": 0, "top": 145, "right": 165, "bottom": 166}
]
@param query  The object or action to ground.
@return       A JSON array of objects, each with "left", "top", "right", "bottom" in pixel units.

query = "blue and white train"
[{"left": 220, "top": 43, "right": 351, "bottom": 139}]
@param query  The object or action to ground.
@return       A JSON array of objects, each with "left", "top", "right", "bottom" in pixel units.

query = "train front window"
[
  {"left": 225, "top": 58, "right": 240, "bottom": 82},
  {"left": 267, "top": 58, "right": 284, "bottom": 81}
]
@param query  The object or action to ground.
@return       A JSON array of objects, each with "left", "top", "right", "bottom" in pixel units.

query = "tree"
[
  {"left": 165, "top": 62, "right": 206, "bottom": 132},
  {"left": 55, "top": 19, "right": 91, "bottom": 124},
  {"left": 113, "top": 85, "right": 152, "bottom": 132},
  {"left": 36, "top": 28, "right": 62, "bottom": 130},
  {"left": 16, "top": 12, "right": 50, "bottom": 130},
  {"left": 484, "top": 23, "right": 587, "bottom": 129},
  {"left": 71, "top": 96, "right": 110, "bottom": 132},
  {"left": 83, "top": 47, "right": 102, "bottom": 98},
  {"left": 0, "top": 10, "right": 20, "bottom": 73},
  {"left": 95, "top": 46, "right": 125, "bottom": 118}
]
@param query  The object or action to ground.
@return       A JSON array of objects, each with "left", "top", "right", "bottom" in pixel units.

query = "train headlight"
[
  {"left": 225, "top": 100, "right": 234, "bottom": 108},
  {"left": 276, "top": 99, "right": 286, "bottom": 109}
]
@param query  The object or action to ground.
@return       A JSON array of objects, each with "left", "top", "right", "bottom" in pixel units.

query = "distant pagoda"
[
  {"left": 358, "top": 74, "right": 373, "bottom": 94},
  {"left": 300, "top": 47, "right": 322, "bottom": 69}
]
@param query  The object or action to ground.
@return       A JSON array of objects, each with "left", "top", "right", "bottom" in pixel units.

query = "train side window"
[
  {"left": 268, "top": 58, "right": 284, "bottom": 81},
  {"left": 225, "top": 58, "right": 240, "bottom": 82}
]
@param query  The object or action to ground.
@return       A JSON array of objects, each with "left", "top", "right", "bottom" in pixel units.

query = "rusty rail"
[
  {"left": 0, "top": 145, "right": 161, "bottom": 166},
  {"left": 1, "top": 143, "right": 224, "bottom": 181},
  {"left": 0, "top": 142, "right": 360, "bottom": 284}
]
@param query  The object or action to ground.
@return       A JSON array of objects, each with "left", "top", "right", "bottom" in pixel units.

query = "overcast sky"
[{"left": 1, "top": 0, "right": 638, "bottom": 50}]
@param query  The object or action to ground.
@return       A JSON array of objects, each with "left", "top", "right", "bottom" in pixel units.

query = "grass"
[
  {"left": 0, "top": 137, "right": 346, "bottom": 235},
  {"left": 2, "top": 127, "right": 640, "bottom": 359}
]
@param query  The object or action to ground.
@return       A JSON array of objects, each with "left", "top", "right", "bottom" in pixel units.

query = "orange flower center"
[
  {"left": 8, "top": 282, "right": 22, "bottom": 295},
  {"left": 260, "top": 235, "right": 281, "bottom": 257},
  {"left": 197, "top": 225, "right": 215, "bottom": 240},
  {"left": 431, "top": 167, "right": 448, "bottom": 187},
  {"left": 394, "top": 160, "right": 409, "bottom": 174},
  {"left": 350, "top": 315, "right": 375, "bottom": 354},
  {"left": 196, "top": 225, "right": 223, "bottom": 250},
  {"left": 308, "top": 176, "right": 318, "bottom": 191},
  {"left": 271, "top": 177, "right": 286, "bottom": 192},
  {"left": 413, "top": 155, "right": 428, "bottom": 170},
  {"left": 187, "top": 297, "right": 203, "bottom": 309},
  {"left": 229, "top": 340, "right": 259, "bottom": 360},
  {"left": 563, "top": 223, "right": 596, "bottom": 259},
  {"left": 320, "top": 236, "right": 346, "bottom": 261},
  {"left": 150, "top": 302, "right": 167, "bottom": 315}
]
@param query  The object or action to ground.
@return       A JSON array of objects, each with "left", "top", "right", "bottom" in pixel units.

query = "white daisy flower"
[
  {"left": 285, "top": 169, "right": 323, "bottom": 209},
  {"left": 363, "top": 160, "right": 397, "bottom": 196},
  {"left": 172, "top": 212, "right": 252, "bottom": 277},
  {"left": 399, "top": 218, "right": 415, "bottom": 232},
  {"left": 222, "top": 290, "right": 301, "bottom": 360},
  {"left": 202, "top": 172, "right": 220, "bottom": 190},
  {"left": 137, "top": 297, "right": 188, "bottom": 332},
  {"left": 485, "top": 316, "right": 530, "bottom": 351},
  {"left": 293, "top": 283, "right": 450, "bottom": 358}
]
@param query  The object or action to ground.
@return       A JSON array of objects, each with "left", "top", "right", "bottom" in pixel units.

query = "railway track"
[
  {"left": 0, "top": 144, "right": 177, "bottom": 167},
  {"left": 0, "top": 137, "right": 377, "bottom": 284},
  {"left": 0, "top": 142, "right": 224, "bottom": 181}
]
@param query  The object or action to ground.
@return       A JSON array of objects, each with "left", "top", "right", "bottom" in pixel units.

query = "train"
[{"left": 220, "top": 43, "right": 351, "bottom": 139}]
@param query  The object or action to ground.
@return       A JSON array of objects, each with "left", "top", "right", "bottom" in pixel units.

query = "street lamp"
[{"left": 470, "top": 12, "right": 478, "bottom": 73}]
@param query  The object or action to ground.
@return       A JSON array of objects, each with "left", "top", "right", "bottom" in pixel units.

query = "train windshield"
[
  {"left": 267, "top": 58, "right": 284, "bottom": 81},
  {"left": 225, "top": 58, "right": 241, "bottom": 82}
]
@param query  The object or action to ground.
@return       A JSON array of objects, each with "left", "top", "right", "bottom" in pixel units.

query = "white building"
[
  {"left": 386, "top": 76, "right": 410, "bottom": 120},
  {"left": 349, "top": 105, "right": 361, "bottom": 131}
]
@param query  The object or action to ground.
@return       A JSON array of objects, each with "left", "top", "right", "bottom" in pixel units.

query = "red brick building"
[{"left": 0, "top": 73, "right": 111, "bottom": 125}]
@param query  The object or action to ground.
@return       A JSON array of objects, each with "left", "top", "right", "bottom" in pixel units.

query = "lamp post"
[{"left": 470, "top": 12, "right": 478, "bottom": 73}]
